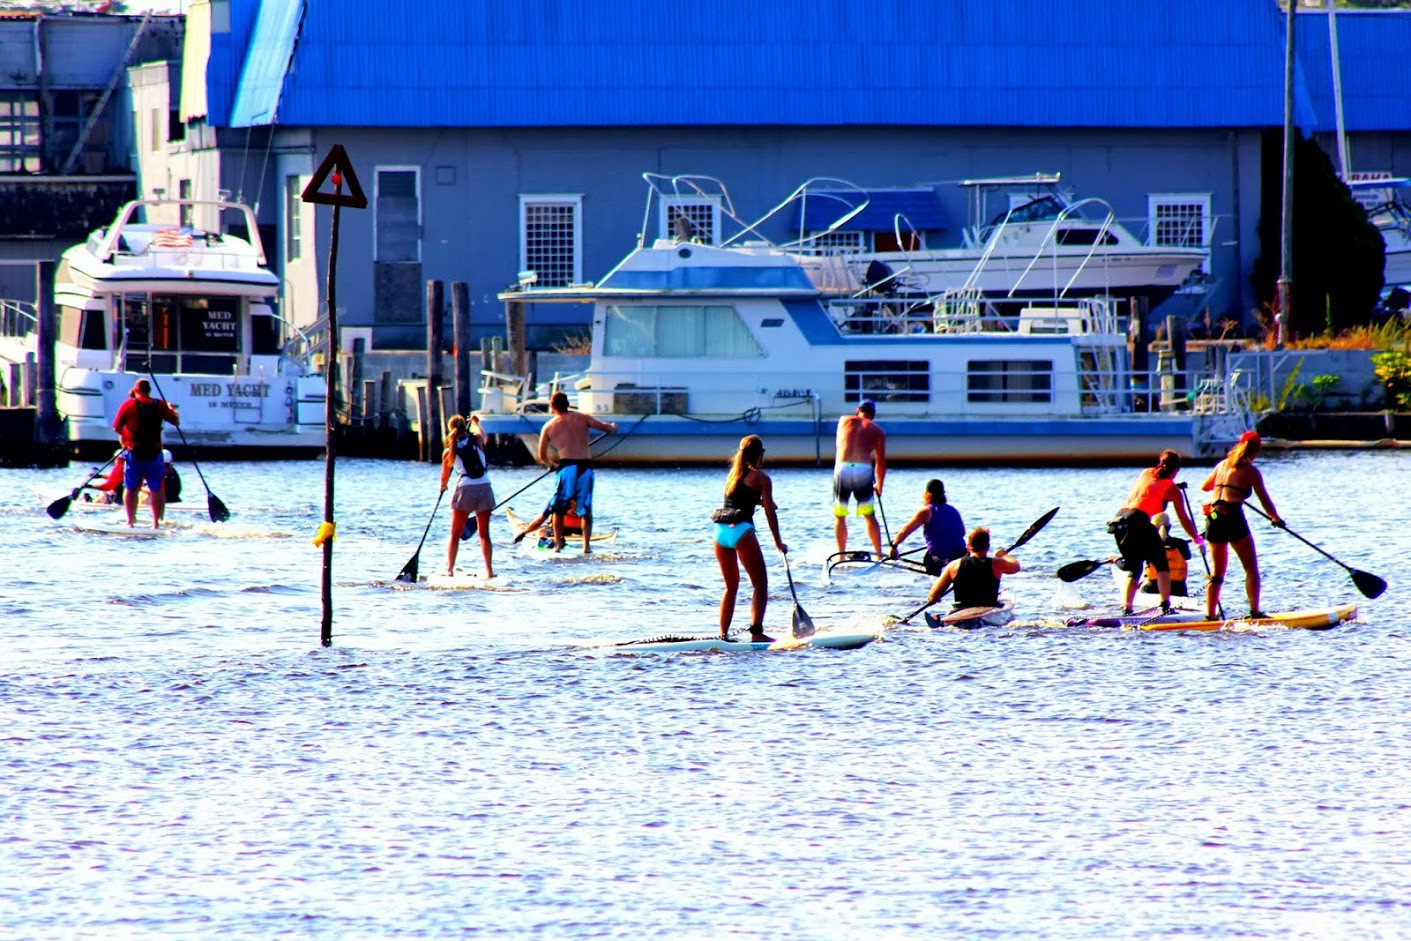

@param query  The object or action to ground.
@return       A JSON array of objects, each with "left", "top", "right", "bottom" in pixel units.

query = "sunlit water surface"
[{"left": 2, "top": 450, "right": 1409, "bottom": 939}]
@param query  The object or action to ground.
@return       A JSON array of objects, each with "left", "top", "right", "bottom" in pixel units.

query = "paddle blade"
[
  {"left": 46, "top": 493, "right": 76, "bottom": 520},
  {"left": 207, "top": 493, "right": 230, "bottom": 523},
  {"left": 1056, "top": 559, "right": 1107, "bottom": 583},
  {"left": 395, "top": 554, "right": 419, "bottom": 583},
  {"left": 1352, "top": 569, "right": 1387, "bottom": 599},
  {"left": 792, "top": 605, "right": 817, "bottom": 639},
  {"left": 1009, "top": 506, "right": 1060, "bottom": 552}
]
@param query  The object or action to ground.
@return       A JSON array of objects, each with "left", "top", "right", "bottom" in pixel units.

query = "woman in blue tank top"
[{"left": 888, "top": 479, "right": 966, "bottom": 575}]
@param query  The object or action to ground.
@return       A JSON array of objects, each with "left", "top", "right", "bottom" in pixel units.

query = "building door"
[{"left": 373, "top": 167, "right": 422, "bottom": 345}]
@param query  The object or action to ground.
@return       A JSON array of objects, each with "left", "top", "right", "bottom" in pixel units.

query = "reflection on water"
[{"left": 1, "top": 451, "right": 1407, "bottom": 938}]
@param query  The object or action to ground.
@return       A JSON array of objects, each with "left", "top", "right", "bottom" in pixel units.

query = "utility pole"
[{"left": 1276, "top": 0, "right": 1298, "bottom": 346}]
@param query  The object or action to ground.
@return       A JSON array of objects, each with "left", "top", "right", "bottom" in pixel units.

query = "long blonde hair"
[
  {"left": 725, "top": 435, "right": 764, "bottom": 493},
  {"left": 444, "top": 414, "right": 468, "bottom": 451}
]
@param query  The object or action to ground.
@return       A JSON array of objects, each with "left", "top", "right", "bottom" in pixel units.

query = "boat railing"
[
  {"left": 477, "top": 369, "right": 531, "bottom": 414},
  {"left": 826, "top": 293, "right": 1126, "bottom": 338},
  {"left": 0, "top": 298, "right": 37, "bottom": 339}
]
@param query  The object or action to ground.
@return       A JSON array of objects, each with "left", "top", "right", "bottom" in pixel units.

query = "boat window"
[
  {"left": 603, "top": 305, "right": 764, "bottom": 358},
  {"left": 68, "top": 307, "right": 107, "bottom": 350},
  {"left": 844, "top": 360, "right": 929, "bottom": 403},
  {"left": 1055, "top": 228, "right": 1118, "bottom": 247},
  {"left": 251, "top": 312, "right": 280, "bottom": 355},
  {"left": 988, "top": 196, "right": 1066, "bottom": 228},
  {"left": 967, "top": 360, "right": 1053, "bottom": 403}
]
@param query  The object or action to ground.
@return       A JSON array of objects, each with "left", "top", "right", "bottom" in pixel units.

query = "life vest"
[
  {"left": 130, "top": 400, "right": 164, "bottom": 460},
  {"left": 953, "top": 555, "right": 1001, "bottom": 609},
  {"left": 1146, "top": 544, "right": 1189, "bottom": 583},
  {"left": 454, "top": 435, "right": 486, "bottom": 479}
]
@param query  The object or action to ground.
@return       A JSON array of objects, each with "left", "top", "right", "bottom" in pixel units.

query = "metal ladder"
[{"left": 59, "top": 12, "right": 151, "bottom": 175}]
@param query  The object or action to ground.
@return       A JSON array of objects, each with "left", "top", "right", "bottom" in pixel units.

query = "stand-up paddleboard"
[
  {"left": 925, "top": 601, "right": 1015, "bottom": 630},
  {"left": 608, "top": 631, "right": 877, "bottom": 654},
  {"left": 73, "top": 520, "right": 170, "bottom": 538},
  {"left": 420, "top": 572, "right": 512, "bottom": 589},
  {"left": 506, "top": 508, "right": 617, "bottom": 546},
  {"left": 1071, "top": 603, "right": 1358, "bottom": 631}
]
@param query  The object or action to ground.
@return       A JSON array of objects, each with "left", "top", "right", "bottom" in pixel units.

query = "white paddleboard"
[{"left": 73, "top": 520, "right": 170, "bottom": 538}]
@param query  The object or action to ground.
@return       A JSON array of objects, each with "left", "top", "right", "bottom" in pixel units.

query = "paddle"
[
  {"left": 1244, "top": 504, "right": 1387, "bottom": 599},
  {"left": 781, "top": 551, "right": 816, "bottom": 639},
  {"left": 395, "top": 488, "right": 445, "bottom": 583},
  {"left": 145, "top": 372, "right": 229, "bottom": 522},
  {"left": 1056, "top": 558, "right": 1113, "bottom": 583},
  {"left": 46, "top": 452, "right": 120, "bottom": 520},
  {"left": 894, "top": 506, "right": 1060, "bottom": 625},
  {"left": 1178, "top": 483, "right": 1223, "bottom": 618}
]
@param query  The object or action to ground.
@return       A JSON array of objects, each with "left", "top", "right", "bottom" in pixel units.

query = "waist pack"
[{"left": 712, "top": 507, "right": 748, "bottom": 525}]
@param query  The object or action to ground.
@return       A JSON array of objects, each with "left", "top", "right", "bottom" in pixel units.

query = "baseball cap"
[
  {"left": 858, "top": 399, "right": 876, "bottom": 417},
  {"left": 1239, "top": 430, "right": 1261, "bottom": 445}
]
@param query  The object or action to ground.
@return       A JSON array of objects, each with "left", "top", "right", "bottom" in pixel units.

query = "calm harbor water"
[{"left": 2, "top": 450, "right": 1409, "bottom": 939}]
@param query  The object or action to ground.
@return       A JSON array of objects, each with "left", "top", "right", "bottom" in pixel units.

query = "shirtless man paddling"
[
  {"left": 536, "top": 391, "right": 618, "bottom": 553},
  {"left": 833, "top": 399, "right": 887, "bottom": 557}
]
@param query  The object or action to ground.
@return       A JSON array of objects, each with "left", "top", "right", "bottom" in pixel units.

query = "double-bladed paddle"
[
  {"left": 395, "top": 488, "right": 445, "bottom": 583},
  {"left": 1055, "top": 558, "right": 1114, "bottom": 583},
  {"left": 46, "top": 452, "right": 121, "bottom": 520},
  {"left": 1245, "top": 504, "right": 1387, "bottom": 599},
  {"left": 146, "top": 372, "right": 229, "bottom": 523},
  {"left": 894, "top": 506, "right": 1060, "bottom": 625}
]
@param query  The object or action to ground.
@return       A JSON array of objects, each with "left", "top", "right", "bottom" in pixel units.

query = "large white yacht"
[{"left": 0, "top": 199, "right": 325, "bottom": 456}]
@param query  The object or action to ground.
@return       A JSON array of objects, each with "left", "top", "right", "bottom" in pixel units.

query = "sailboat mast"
[
  {"left": 1276, "top": 0, "right": 1297, "bottom": 344},
  {"left": 1328, "top": 3, "right": 1350, "bottom": 179}
]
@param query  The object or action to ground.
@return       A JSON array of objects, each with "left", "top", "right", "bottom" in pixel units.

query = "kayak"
[
  {"left": 608, "top": 631, "right": 877, "bottom": 654},
  {"left": 1108, "top": 564, "right": 1201, "bottom": 612},
  {"left": 1070, "top": 603, "right": 1358, "bottom": 631},
  {"left": 925, "top": 601, "right": 1015, "bottom": 630},
  {"left": 826, "top": 551, "right": 928, "bottom": 579},
  {"left": 506, "top": 507, "right": 617, "bottom": 550}
]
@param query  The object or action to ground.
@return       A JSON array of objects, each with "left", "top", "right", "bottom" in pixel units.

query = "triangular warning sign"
[{"left": 302, "top": 144, "right": 368, "bottom": 209}]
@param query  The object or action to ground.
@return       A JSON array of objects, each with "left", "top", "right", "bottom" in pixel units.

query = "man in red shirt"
[{"left": 112, "top": 379, "right": 180, "bottom": 528}]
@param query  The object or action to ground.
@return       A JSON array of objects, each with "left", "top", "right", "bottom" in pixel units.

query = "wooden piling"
[
  {"left": 33, "top": 261, "right": 65, "bottom": 464},
  {"left": 506, "top": 300, "right": 527, "bottom": 379},
  {"left": 425, "top": 280, "right": 444, "bottom": 461},
  {"left": 452, "top": 281, "right": 471, "bottom": 417},
  {"left": 349, "top": 337, "right": 365, "bottom": 425}
]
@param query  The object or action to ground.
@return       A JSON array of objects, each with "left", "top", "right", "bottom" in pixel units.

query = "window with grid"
[
  {"left": 285, "top": 176, "right": 303, "bottom": 260},
  {"left": 798, "top": 229, "right": 867, "bottom": 255},
  {"left": 521, "top": 196, "right": 581, "bottom": 287},
  {"left": 844, "top": 360, "right": 930, "bottom": 403},
  {"left": 966, "top": 360, "right": 1053, "bottom": 404},
  {"left": 659, "top": 198, "right": 718, "bottom": 245},
  {"left": 0, "top": 95, "right": 40, "bottom": 172}
]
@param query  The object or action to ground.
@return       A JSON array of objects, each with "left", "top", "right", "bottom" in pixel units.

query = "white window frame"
[
  {"left": 658, "top": 196, "right": 720, "bottom": 245},
  {"left": 285, "top": 174, "right": 303, "bottom": 261},
  {"left": 1148, "top": 193, "right": 1213, "bottom": 272},
  {"left": 374, "top": 165, "right": 423, "bottom": 264},
  {"left": 520, "top": 194, "right": 583, "bottom": 287}
]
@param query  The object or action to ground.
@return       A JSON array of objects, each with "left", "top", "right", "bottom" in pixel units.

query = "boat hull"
[{"left": 484, "top": 414, "right": 1195, "bottom": 466}]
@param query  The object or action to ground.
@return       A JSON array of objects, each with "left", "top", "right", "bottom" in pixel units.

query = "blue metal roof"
[
  {"left": 1296, "top": 10, "right": 1411, "bottom": 134},
  {"left": 794, "top": 190, "right": 949, "bottom": 233},
  {"left": 211, "top": 0, "right": 1380, "bottom": 132}
]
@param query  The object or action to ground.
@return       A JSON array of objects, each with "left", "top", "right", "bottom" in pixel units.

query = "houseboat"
[
  {"left": 0, "top": 199, "right": 325, "bottom": 457},
  {"left": 479, "top": 228, "right": 1253, "bottom": 466}
]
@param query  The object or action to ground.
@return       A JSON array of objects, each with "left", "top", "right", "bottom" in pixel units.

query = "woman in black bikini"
[
  {"left": 1200, "top": 431, "right": 1284, "bottom": 618},
  {"left": 712, "top": 435, "right": 787, "bottom": 641}
]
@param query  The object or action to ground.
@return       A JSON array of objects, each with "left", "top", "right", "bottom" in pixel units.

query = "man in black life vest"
[
  {"left": 923, "top": 526, "right": 1021, "bottom": 612},
  {"left": 111, "top": 379, "right": 180, "bottom": 529}
]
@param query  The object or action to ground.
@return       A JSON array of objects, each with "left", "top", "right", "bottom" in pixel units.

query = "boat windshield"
[{"left": 985, "top": 195, "right": 1076, "bottom": 228}]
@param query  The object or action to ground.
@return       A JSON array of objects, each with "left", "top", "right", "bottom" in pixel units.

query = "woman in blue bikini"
[{"left": 712, "top": 435, "right": 787, "bottom": 642}]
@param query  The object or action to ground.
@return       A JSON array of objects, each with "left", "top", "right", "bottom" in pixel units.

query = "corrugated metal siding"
[
  {"left": 221, "top": 0, "right": 1327, "bottom": 130},
  {"left": 1296, "top": 10, "right": 1411, "bottom": 133},
  {"left": 229, "top": 0, "right": 302, "bottom": 127},
  {"left": 205, "top": 0, "right": 262, "bottom": 127}
]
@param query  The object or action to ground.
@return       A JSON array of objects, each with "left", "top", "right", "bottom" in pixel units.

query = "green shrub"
[{"left": 1372, "top": 351, "right": 1411, "bottom": 410}]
